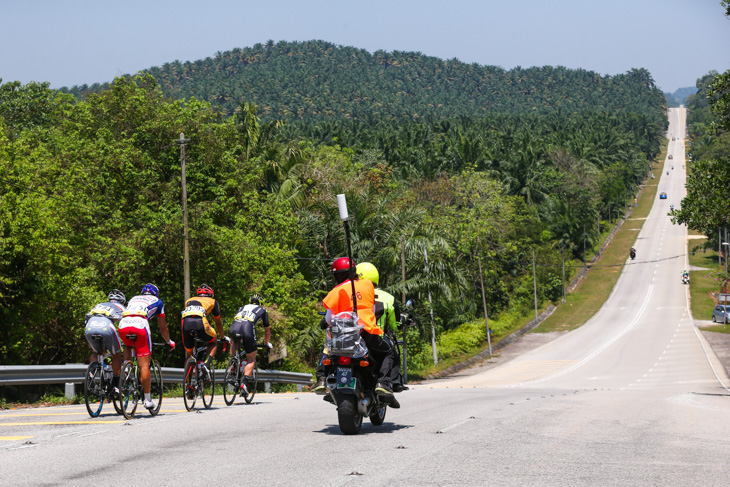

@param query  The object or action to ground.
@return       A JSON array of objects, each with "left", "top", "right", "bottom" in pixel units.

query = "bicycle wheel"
[
  {"left": 183, "top": 357, "right": 197, "bottom": 411},
  {"left": 148, "top": 359, "right": 163, "bottom": 416},
  {"left": 119, "top": 361, "right": 139, "bottom": 419},
  {"left": 223, "top": 357, "right": 239, "bottom": 406},
  {"left": 84, "top": 363, "right": 104, "bottom": 418},
  {"left": 202, "top": 365, "right": 215, "bottom": 409},
  {"left": 244, "top": 367, "right": 257, "bottom": 404},
  {"left": 112, "top": 382, "right": 124, "bottom": 416}
]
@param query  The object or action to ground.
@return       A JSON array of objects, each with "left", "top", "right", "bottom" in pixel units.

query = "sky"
[{"left": 2, "top": 0, "right": 729, "bottom": 93}]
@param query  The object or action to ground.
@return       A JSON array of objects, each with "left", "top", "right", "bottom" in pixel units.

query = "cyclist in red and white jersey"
[{"left": 118, "top": 283, "right": 175, "bottom": 410}]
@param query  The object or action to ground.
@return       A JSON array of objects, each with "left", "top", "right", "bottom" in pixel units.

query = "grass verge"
[
  {"left": 688, "top": 237, "right": 726, "bottom": 322},
  {"left": 534, "top": 142, "right": 667, "bottom": 333}
]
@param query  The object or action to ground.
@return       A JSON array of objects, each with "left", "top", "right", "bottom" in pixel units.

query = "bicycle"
[
  {"left": 223, "top": 341, "right": 269, "bottom": 406},
  {"left": 118, "top": 334, "right": 165, "bottom": 419},
  {"left": 182, "top": 332, "right": 226, "bottom": 411},
  {"left": 83, "top": 334, "right": 124, "bottom": 417}
]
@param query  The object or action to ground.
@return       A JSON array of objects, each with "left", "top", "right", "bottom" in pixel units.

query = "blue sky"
[{"left": 2, "top": 0, "right": 728, "bottom": 93}]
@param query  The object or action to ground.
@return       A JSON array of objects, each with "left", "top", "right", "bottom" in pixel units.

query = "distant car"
[
  {"left": 660, "top": 192, "right": 667, "bottom": 199},
  {"left": 712, "top": 305, "right": 730, "bottom": 323}
]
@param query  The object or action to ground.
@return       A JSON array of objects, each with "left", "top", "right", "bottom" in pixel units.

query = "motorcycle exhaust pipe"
[{"left": 358, "top": 397, "right": 370, "bottom": 415}]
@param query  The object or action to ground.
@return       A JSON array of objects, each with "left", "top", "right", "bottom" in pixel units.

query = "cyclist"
[
  {"left": 356, "top": 262, "right": 406, "bottom": 392},
  {"left": 181, "top": 284, "right": 226, "bottom": 369},
  {"left": 312, "top": 257, "right": 397, "bottom": 402},
  {"left": 229, "top": 293, "right": 272, "bottom": 395},
  {"left": 84, "top": 289, "right": 127, "bottom": 394},
  {"left": 118, "top": 283, "right": 175, "bottom": 410}
]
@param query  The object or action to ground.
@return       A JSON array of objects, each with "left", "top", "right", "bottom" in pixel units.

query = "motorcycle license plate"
[{"left": 336, "top": 367, "right": 355, "bottom": 389}]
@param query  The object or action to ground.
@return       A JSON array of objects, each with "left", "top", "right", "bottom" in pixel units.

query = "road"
[{"left": 3, "top": 108, "right": 730, "bottom": 486}]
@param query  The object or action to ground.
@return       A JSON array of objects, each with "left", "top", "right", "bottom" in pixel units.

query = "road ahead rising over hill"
[{"left": 3, "top": 108, "right": 730, "bottom": 486}]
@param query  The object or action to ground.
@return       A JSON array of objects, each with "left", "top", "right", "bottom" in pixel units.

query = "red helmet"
[
  {"left": 196, "top": 283, "right": 214, "bottom": 297},
  {"left": 331, "top": 257, "right": 353, "bottom": 283}
]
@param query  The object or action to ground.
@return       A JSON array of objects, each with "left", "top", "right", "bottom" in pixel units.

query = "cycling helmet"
[
  {"left": 356, "top": 262, "right": 379, "bottom": 286},
  {"left": 108, "top": 289, "right": 126, "bottom": 305},
  {"left": 331, "top": 257, "right": 354, "bottom": 284},
  {"left": 250, "top": 293, "right": 263, "bottom": 305},
  {"left": 141, "top": 283, "right": 160, "bottom": 296},
  {"left": 197, "top": 283, "right": 214, "bottom": 297}
]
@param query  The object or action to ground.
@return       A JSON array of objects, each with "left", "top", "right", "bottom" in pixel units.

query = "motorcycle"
[
  {"left": 630, "top": 248, "right": 636, "bottom": 260},
  {"left": 682, "top": 275, "right": 690, "bottom": 285},
  {"left": 322, "top": 311, "right": 393, "bottom": 435}
]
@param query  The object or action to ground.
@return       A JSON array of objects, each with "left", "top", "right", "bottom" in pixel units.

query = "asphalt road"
[{"left": 3, "top": 108, "right": 730, "bottom": 486}]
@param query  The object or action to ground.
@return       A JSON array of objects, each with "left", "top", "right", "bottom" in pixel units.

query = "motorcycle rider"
[
  {"left": 630, "top": 247, "right": 636, "bottom": 259},
  {"left": 312, "top": 257, "right": 397, "bottom": 402},
  {"left": 356, "top": 262, "right": 407, "bottom": 392},
  {"left": 682, "top": 269, "right": 690, "bottom": 282}
]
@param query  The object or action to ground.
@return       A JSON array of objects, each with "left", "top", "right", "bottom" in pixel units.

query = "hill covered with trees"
[{"left": 64, "top": 40, "right": 665, "bottom": 123}]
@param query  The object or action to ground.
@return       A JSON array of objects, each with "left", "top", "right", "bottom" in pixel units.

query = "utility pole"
[
  {"left": 561, "top": 244, "right": 566, "bottom": 303},
  {"left": 176, "top": 133, "right": 191, "bottom": 301},
  {"left": 532, "top": 248, "right": 538, "bottom": 323},
  {"left": 424, "top": 248, "right": 438, "bottom": 365},
  {"left": 597, "top": 213, "right": 601, "bottom": 257},
  {"left": 583, "top": 225, "right": 587, "bottom": 275},
  {"left": 477, "top": 253, "right": 492, "bottom": 355},
  {"left": 401, "top": 237, "right": 406, "bottom": 305},
  {"left": 400, "top": 236, "right": 409, "bottom": 383}
]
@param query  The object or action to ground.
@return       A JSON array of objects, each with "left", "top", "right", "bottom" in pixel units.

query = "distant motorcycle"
[
  {"left": 630, "top": 248, "right": 636, "bottom": 260},
  {"left": 682, "top": 275, "right": 690, "bottom": 285}
]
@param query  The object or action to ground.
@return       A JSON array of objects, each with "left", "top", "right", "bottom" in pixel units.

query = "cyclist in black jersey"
[{"left": 229, "top": 294, "right": 272, "bottom": 395}]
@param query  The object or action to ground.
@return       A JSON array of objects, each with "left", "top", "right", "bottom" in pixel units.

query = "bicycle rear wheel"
[
  {"left": 148, "top": 359, "right": 163, "bottom": 416},
  {"left": 223, "top": 357, "right": 239, "bottom": 406},
  {"left": 112, "top": 384, "right": 124, "bottom": 416},
  {"left": 202, "top": 365, "right": 215, "bottom": 409},
  {"left": 84, "top": 363, "right": 104, "bottom": 418},
  {"left": 183, "top": 357, "right": 197, "bottom": 411},
  {"left": 119, "top": 361, "right": 139, "bottom": 419},
  {"left": 244, "top": 367, "right": 257, "bottom": 404}
]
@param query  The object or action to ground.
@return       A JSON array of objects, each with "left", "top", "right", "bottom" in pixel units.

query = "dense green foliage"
[
  {"left": 64, "top": 41, "right": 665, "bottom": 123},
  {"left": 674, "top": 74, "right": 730, "bottom": 237},
  {"left": 2, "top": 41, "right": 667, "bottom": 376},
  {"left": 673, "top": 6, "right": 730, "bottom": 239}
]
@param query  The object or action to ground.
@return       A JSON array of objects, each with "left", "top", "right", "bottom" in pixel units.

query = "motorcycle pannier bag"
[{"left": 325, "top": 311, "right": 367, "bottom": 357}]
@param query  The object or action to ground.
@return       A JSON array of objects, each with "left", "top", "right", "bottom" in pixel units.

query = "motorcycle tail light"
[
  {"left": 322, "top": 358, "right": 331, "bottom": 366},
  {"left": 359, "top": 360, "right": 369, "bottom": 367},
  {"left": 338, "top": 356, "right": 351, "bottom": 365}
]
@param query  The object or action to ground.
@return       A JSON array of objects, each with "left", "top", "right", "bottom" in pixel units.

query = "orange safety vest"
[{"left": 322, "top": 279, "right": 381, "bottom": 335}]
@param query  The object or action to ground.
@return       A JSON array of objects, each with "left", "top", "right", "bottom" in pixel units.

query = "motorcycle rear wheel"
[
  {"left": 369, "top": 404, "right": 387, "bottom": 426},
  {"left": 337, "top": 395, "right": 363, "bottom": 435}
]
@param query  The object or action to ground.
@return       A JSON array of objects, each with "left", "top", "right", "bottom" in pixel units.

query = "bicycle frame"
[{"left": 118, "top": 335, "right": 164, "bottom": 419}]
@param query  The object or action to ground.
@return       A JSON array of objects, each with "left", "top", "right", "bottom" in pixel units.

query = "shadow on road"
[{"left": 314, "top": 422, "right": 414, "bottom": 435}]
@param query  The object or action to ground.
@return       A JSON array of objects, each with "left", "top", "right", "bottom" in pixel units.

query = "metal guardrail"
[{"left": 0, "top": 364, "right": 313, "bottom": 396}]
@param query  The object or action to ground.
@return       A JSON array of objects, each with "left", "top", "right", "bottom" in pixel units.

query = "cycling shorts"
[
  {"left": 85, "top": 317, "right": 122, "bottom": 355},
  {"left": 230, "top": 320, "right": 258, "bottom": 354},
  {"left": 181, "top": 316, "right": 216, "bottom": 352},
  {"left": 118, "top": 316, "right": 153, "bottom": 357}
]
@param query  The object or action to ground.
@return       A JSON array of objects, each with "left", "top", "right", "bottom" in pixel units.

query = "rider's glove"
[
  {"left": 319, "top": 317, "right": 328, "bottom": 330},
  {"left": 224, "top": 336, "right": 231, "bottom": 344},
  {"left": 266, "top": 342, "right": 273, "bottom": 349},
  {"left": 167, "top": 340, "right": 176, "bottom": 350}
]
